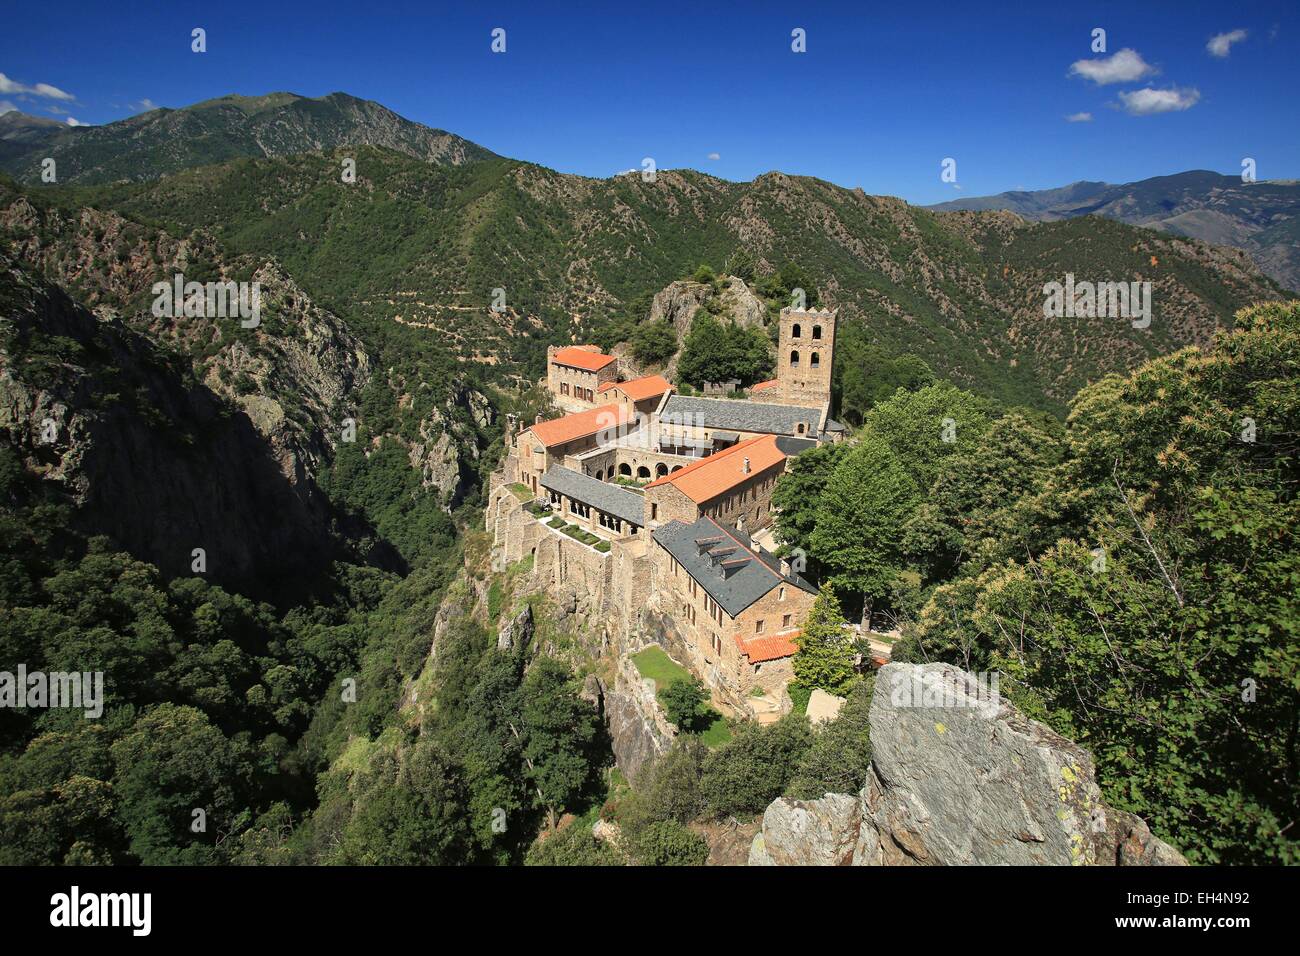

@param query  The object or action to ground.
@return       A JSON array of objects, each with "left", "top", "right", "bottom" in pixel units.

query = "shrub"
[
  {"left": 524, "top": 823, "right": 623, "bottom": 866},
  {"left": 699, "top": 715, "right": 812, "bottom": 818},
  {"left": 660, "top": 675, "right": 708, "bottom": 732},
  {"left": 630, "top": 819, "right": 709, "bottom": 866},
  {"left": 785, "top": 677, "right": 875, "bottom": 799},
  {"left": 630, "top": 320, "right": 678, "bottom": 366}
]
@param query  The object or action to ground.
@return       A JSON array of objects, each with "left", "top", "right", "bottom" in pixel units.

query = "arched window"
[
  {"left": 618, "top": 463, "right": 631, "bottom": 477},
  {"left": 810, "top": 352, "right": 820, "bottom": 368},
  {"left": 637, "top": 466, "right": 651, "bottom": 479},
  {"left": 594, "top": 469, "right": 603, "bottom": 481},
  {"left": 790, "top": 350, "right": 800, "bottom": 366},
  {"left": 796, "top": 422, "right": 806, "bottom": 435},
  {"left": 792, "top": 323, "right": 802, "bottom": 339},
  {"left": 670, "top": 464, "right": 683, "bottom": 473},
  {"left": 655, "top": 463, "right": 668, "bottom": 477},
  {"left": 812, "top": 325, "right": 822, "bottom": 340}
]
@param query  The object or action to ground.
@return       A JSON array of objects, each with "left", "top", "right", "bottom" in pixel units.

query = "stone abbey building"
[{"left": 488, "top": 308, "right": 842, "bottom": 719}]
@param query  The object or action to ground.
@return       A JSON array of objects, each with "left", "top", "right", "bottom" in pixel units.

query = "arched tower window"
[
  {"left": 790, "top": 350, "right": 800, "bottom": 366},
  {"left": 792, "top": 323, "right": 802, "bottom": 339},
  {"left": 812, "top": 325, "right": 822, "bottom": 340},
  {"left": 810, "top": 352, "right": 820, "bottom": 368}
]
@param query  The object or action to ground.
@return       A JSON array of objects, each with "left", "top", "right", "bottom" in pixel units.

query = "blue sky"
[{"left": 3, "top": 0, "right": 1296, "bottom": 204}]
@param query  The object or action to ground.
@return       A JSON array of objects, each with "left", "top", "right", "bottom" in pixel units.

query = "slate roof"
[
  {"left": 660, "top": 395, "right": 825, "bottom": 438},
  {"left": 652, "top": 516, "right": 817, "bottom": 618},
  {"left": 540, "top": 466, "right": 645, "bottom": 526},
  {"left": 774, "top": 436, "right": 819, "bottom": 456}
]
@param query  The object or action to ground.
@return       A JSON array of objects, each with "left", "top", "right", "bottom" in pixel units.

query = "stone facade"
[
  {"left": 648, "top": 533, "right": 813, "bottom": 714},
  {"left": 488, "top": 472, "right": 811, "bottom": 718},
  {"left": 546, "top": 345, "right": 620, "bottom": 412},
  {"left": 642, "top": 454, "right": 783, "bottom": 535},
  {"left": 770, "top": 307, "right": 836, "bottom": 408}
]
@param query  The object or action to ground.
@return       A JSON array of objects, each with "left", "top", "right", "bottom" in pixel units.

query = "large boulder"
[
  {"left": 748, "top": 794, "right": 860, "bottom": 866},
  {"left": 751, "top": 662, "right": 1186, "bottom": 866}
]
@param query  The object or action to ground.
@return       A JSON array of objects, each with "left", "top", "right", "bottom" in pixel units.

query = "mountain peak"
[{"left": 0, "top": 90, "right": 498, "bottom": 185}]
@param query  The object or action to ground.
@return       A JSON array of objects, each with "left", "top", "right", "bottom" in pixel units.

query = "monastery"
[{"left": 488, "top": 307, "right": 844, "bottom": 719}]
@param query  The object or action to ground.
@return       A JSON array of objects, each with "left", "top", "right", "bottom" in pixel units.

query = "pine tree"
[{"left": 792, "top": 584, "right": 857, "bottom": 695}]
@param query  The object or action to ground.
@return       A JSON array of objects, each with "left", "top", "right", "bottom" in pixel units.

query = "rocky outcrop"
[
  {"left": 641, "top": 275, "right": 768, "bottom": 378},
  {"left": 496, "top": 604, "right": 534, "bottom": 653},
  {"left": 748, "top": 794, "right": 860, "bottom": 866},
  {"left": 404, "top": 384, "right": 495, "bottom": 508},
  {"left": 648, "top": 274, "right": 767, "bottom": 339},
  {"left": 751, "top": 662, "right": 1187, "bottom": 866},
  {"left": 604, "top": 654, "right": 675, "bottom": 783}
]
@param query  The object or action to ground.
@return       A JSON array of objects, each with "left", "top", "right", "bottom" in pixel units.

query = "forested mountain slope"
[{"left": 24, "top": 147, "right": 1278, "bottom": 414}]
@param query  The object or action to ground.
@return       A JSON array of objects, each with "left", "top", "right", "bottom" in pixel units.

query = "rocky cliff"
[
  {"left": 749, "top": 662, "right": 1186, "bottom": 866},
  {"left": 1, "top": 190, "right": 374, "bottom": 491},
  {"left": 0, "top": 255, "right": 341, "bottom": 598}
]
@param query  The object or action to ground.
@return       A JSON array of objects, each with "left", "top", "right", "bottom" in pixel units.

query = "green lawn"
[
  {"left": 632, "top": 646, "right": 690, "bottom": 688},
  {"left": 631, "top": 647, "right": 732, "bottom": 747},
  {"left": 508, "top": 482, "right": 534, "bottom": 501}
]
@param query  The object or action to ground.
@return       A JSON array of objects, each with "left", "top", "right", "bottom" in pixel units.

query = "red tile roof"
[
  {"left": 735, "top": 629, "right": 801, "bottom": 663},
  {"left": 552, "top": 346, "right": 617, "bottom": 372},
  {"left": 597, "top": 374, "right": 671, "bottom": 402},
  {"left": 524, "top": 404, "right": 628, "bottom": 448},
  {"left": 644, "top": 434, "right": 786, "bottom": 503},
  {"left": 750, "top": 379, "right": 780, "bottom": 393}
]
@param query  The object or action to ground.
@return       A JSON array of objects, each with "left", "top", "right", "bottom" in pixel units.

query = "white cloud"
[
  {"left": 1117, "top": 86, "right": 1201, "bottom": 116},
  {"left": 0, "top": 100, "right": 17, "bottom": 115},
  {"left": 1207, "top": 29, "right": 1248, "bottom": 57},
  {"left": 0, "top": 72, "right": 74, "bottom": 100},
  {"left": 707, "top": 152, "right": 720, "bottom": 160},
  {"left": 132, "top": 98, "right": 159, "bottom": 112},
  {"left": 1065, "top": 112, "right": 1093, "bottom": 123},
  {"left": 65, "top": 116, "right": 88, "bottom": 126},
  {"left": 1069, "top": 48, "right": 1157, "bottom": 85}
]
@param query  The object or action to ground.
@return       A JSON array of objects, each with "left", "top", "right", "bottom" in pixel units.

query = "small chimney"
[
  {"left": 535, "top": 413, "right": 544, "bottom": 425},
  {"left": 780, "top": 558, "right": 791, "bottom": 577},
  {"left": 742, "top": 457, "right": 751, "bottom": 474}
]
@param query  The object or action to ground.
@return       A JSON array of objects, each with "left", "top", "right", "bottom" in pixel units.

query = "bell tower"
[{"left": 774, "top": 306, "right": 836, "bottom": 408}]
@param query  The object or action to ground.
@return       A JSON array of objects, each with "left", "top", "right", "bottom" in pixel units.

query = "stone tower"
[{"left": 774, "top": 306, "right": 836, "bottom": 408}]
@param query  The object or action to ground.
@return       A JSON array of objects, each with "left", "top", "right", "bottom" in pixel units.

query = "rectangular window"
[
  {"left": 755, "top": 620, "right": 765, "bottom": 634},
  {"left": 782, "top": 614, "right": 792, "bottom": 628}
]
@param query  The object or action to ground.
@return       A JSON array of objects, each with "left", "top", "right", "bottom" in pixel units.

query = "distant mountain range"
[
  {"left": 928, "top": 171, "right": 1300, "bottom": 291},
  {"left": 0, "top": 91, "right": 495, "bottom": 184}
]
